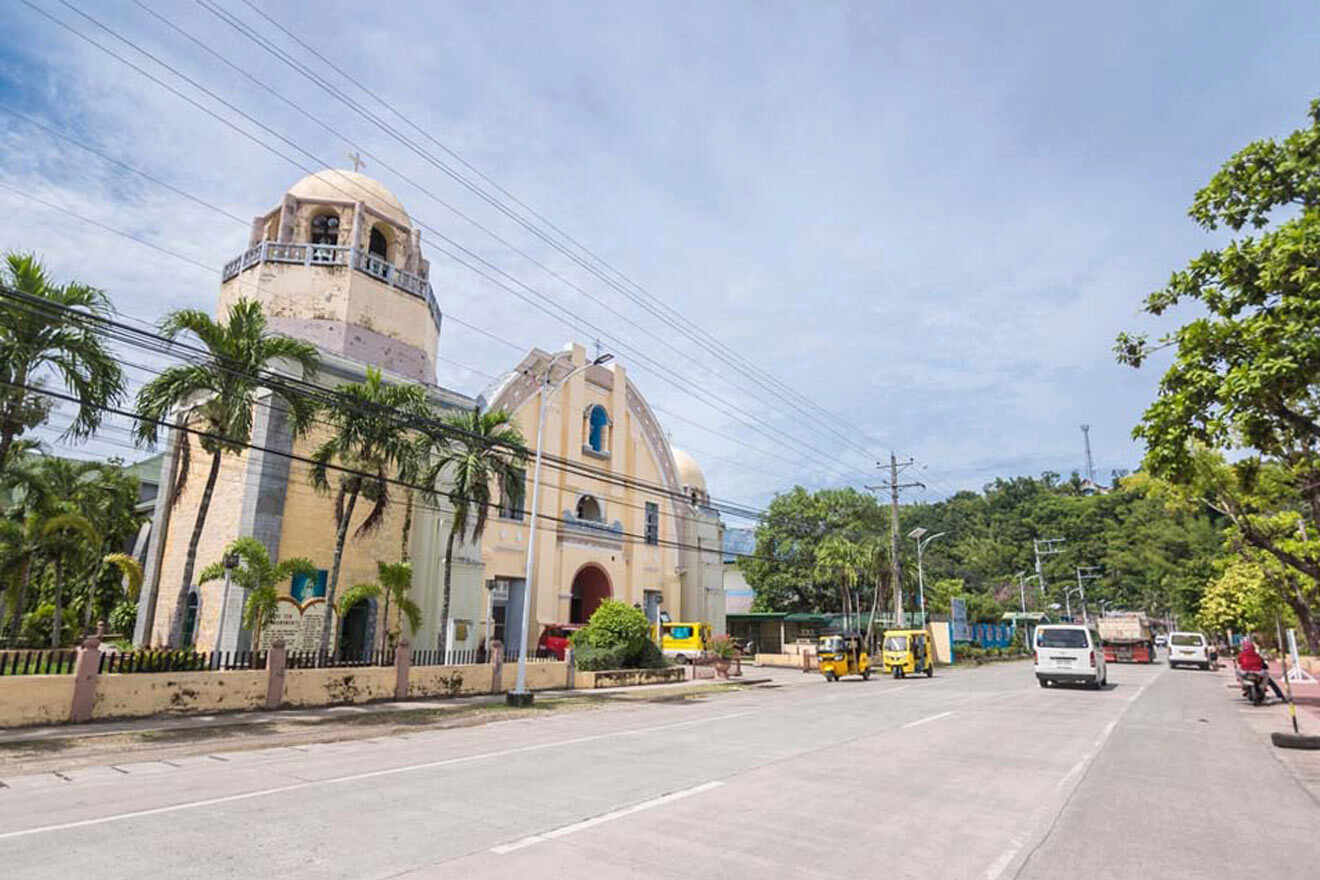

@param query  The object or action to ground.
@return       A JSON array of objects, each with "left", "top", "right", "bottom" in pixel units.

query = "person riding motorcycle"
[{"left": 1236, "top": 639, "right": 1286, "bottom": 702}]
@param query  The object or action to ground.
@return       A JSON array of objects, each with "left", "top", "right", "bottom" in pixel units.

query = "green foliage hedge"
[{"left": 571, "top": 599, "right": 668, "bottom": 670}]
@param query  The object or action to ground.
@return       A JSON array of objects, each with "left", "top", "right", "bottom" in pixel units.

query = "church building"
[{"left": 134, "top": 169, "right": 723, "bottom": 657}]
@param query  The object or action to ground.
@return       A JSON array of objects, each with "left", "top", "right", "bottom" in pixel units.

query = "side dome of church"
[
  {"left": 671, "top": 446, "right": 708, "bottom": 505},
  {"left": 219, "top": 168, "right": 442, "bottom": 383}
]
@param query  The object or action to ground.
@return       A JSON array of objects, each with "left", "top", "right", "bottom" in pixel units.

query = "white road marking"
[
  {"left": 902, "top": 710, "right": 954, "bottom": 729},
  {"left": 491, "top": 781, "right": 725, "bottom": 854},
  {"left": 0, "top": 711, "right": 751, "bottom": 840}
]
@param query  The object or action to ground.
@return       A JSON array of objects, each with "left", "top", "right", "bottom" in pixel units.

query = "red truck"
[{"left": 1097, "top": 613, "right": 1156, "bottom": 663}]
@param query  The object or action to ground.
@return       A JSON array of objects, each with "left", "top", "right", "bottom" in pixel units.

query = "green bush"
[
  {"left": 573, "top": 643, "right": 631, "bottom": 671},
  {"left": 571, "top": 600, "right": 669, "bottom": 670},
  {"left": 20, "top": 604, "right": 79, "bottom": 647},
  {"left": 577, "top": 600, "right": 650, "bottom": 653},
  {"left": 635, "top": 638, "right": 669, "bottom": 669},
  {"left": 108, "top": 600, "right": 137, "bottom": 636}
]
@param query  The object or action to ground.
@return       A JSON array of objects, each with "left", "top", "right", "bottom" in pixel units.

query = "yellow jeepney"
[
  {"left": 882, "top": 628, "right": 934, "bottom": 678},
  {"left": 654, "top": 621, "right": 711, "bottom": 664},
  {"left": 818, "top": 633, "right": 871, "bottom": 681}
]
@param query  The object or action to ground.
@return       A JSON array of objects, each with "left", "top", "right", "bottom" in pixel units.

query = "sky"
[{"left": 2, "top": 0, "right": 1317, "bottom": 514}]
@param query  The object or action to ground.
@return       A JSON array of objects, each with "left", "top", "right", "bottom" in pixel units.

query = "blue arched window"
[{"left": 587, "top": 405, "right": 609, "bottom": 453}]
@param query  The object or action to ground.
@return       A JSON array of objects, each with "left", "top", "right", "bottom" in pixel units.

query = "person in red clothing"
[{"left": 1236, "top": 638, "right": 1286, "bottom": 701}]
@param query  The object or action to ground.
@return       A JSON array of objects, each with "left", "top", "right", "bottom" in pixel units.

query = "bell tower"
[{"left": 219, "top": 168, "right": 442, "bottom": 383}]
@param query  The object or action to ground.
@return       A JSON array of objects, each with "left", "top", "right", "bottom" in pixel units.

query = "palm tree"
[
  {"left": 197, "top": 536, "right": 317, "bottom": 650},
  {"left": 0, "top": 253, "right": 126, "bottom": 471},
  {"left": 38, "top": 511, "right": 99, "bottom": 648},
  {"left": 336, "top": 560, "right": 422, "bottom": 654},
  {"left": 310, "top": 367, "right": 429, "bottom": 654},
  {"left": 814, "top": 536, "right": 868, "bottom": 630},
  {"left": 80, "top": 552, "right": 143, "bottom": 633},
  {"left": 0, "top": 515, "right": 40, "bottom": 644},
  {"left": 135, "top": 300, "right": 320, "bottom": 647},
  {"left": 426, "top": 407, "right": 526, "bottom": 656}
]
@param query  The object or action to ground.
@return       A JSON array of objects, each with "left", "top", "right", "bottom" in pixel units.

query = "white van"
[
  {"left": 1167, "top": 631, "right": 1212, "bottom": 669},
  {"left": 1034, "top": 624, "right": 1106, "bottom": 689}
]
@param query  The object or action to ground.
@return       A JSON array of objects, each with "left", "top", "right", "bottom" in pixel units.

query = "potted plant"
[{"left": 708, "top": 634, "right": 738, "bottom": 679}]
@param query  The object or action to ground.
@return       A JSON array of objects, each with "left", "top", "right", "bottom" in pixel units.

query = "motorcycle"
[{"left": 1238, "top": 670, "right": 1267, "bottom": 706}]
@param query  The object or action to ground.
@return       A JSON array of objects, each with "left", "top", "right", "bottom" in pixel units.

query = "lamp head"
[
  {"left": 907, "top": 527, "right": 928, "bottom": 540},
  {"left": 591, "top": 353, "right": 614, "bottom": 366}
]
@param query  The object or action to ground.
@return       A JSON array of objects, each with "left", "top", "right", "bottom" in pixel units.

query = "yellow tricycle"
[
  {"left": 818, "top": 633, "right": 871, "bottom": 681},
  {"left": 882, "top": 628, "right": 934, "bottom": 678}
]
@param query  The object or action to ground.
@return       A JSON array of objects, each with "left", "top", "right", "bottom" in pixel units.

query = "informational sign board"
[{"left": 951, "top": 598, "right": 970, "bottom": 642}]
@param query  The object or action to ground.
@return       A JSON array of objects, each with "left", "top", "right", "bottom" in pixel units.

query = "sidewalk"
[{"left": 0, "top": 670, "right": 782, "bottom": 746}]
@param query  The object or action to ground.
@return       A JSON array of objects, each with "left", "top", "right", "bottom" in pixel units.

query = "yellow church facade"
[{"left": 134, "top": 169, "right": 723, "bottom": 658}]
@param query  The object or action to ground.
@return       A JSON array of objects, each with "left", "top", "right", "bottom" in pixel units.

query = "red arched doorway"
[{"left": 569, "top": 564, "right": 612, "bottom": 624}]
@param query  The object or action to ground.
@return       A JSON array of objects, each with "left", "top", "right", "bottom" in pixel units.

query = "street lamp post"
[
  {"left": 907, "top": 528, "right": 946, "bottom": 626},
  {"left": 508, "top": 353, "right": 612, "bottom": 707}
]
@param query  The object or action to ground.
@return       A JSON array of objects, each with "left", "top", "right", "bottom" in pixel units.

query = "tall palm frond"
[
  {"left": 133, "top": 299, "right": 320, "bottom": 647},
  {"left": 0, "top": 253, "right": 126, "bottom": 469}
]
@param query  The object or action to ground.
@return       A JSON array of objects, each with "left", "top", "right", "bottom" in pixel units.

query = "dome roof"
[
  {"left": 288, "top": 169, "right": 411, "bottom": 229},
  {"left": 671, "top": 447, "right": 706, "bottom": 495}
]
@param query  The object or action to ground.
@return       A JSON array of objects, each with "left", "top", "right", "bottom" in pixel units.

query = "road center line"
[
  {"left": 491, "top": 781, "right": 725, "bottom": 854},
  {"left": 0, "top": 711, "right": 751, "bottom": 841},
  {"left": 902, "top": 710, "right": 954, "bottom": 729}
]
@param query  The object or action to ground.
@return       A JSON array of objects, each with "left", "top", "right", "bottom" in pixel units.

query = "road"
[{"left": 1, "top": 658, "right": 1316, "bottom": 878}]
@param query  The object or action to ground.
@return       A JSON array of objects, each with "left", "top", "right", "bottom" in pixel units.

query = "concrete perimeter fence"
[{"left": 0, "top": 637, "right": 684, "bottom": 728}]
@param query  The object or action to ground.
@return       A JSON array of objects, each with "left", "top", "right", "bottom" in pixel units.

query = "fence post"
[
  {"left": 69, "top": 634, "right": 102, "bottom": 723},
  {"left": 394, "top": 639, "right": 411, "bottom": 700},
  {"left": 490, "top": 640, "right": 503, "bottom": 694},
  {"left": 566, "top": 645, "right": 575, "bottom": 690},
  {"left": 265, "top": 639, "right": 287, "bottom": 710}
]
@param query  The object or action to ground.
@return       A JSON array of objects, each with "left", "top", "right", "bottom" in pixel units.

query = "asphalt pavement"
[{"left": 1, "top": 657, "right": 1315, "bottom": 879}]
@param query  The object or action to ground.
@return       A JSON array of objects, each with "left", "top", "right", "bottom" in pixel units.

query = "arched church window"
[
  {"left": 369, "top": 226, "right": 389, "bottom": 260},
  {"left": 311, "top": 212, "right": 339, "bottom": 245},
  {"left": 587, "top": 405, "right": 609, "bottom": 453},
  {"left": 576, "top": 494, "right": 603, "bottom": 522}
]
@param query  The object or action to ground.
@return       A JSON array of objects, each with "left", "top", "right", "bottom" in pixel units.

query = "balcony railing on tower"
[{"left": 221, "top": 241, "right": 442, "bottom": 329}]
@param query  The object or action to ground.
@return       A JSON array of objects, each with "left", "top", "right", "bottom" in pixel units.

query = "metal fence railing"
[
  {"left": 98, "top": 649, "right": 268, "bottom": 674},
  {"left": 0, "top": 649, "right": 78, "bottom": 676},
  {"left": 284, "top": 648, "right": 395, "bottom": 669}
]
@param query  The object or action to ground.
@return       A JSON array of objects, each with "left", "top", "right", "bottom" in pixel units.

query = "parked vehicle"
[
  {"left": 654, "top": 621, "right": 711, "bottom": 664},
  {"left": 881, "top": 628, "right": 934, "bottom": 679},
  {"left": 818, "top": 633, "right": 871, "bottom": 681},
  {"left": 1034, "top": 624, "right": 1106, "bottom": 689},
  {"left": 536, "top": 624, "right": 581, "bottom": 660},
  {"left": 1097, "top": 613, "right": 1155, "bottom": 663},
  {"left": 1167, "top": 631, "right": 1212, "bottom": 669},
  {"left": 1154, "top": 633, "right": 1168, "bottom": 647}
]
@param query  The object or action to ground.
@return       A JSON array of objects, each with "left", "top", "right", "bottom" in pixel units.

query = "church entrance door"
[
  {"left": 569, "top": 564, "right": 612, "bottom": 624},
  {"left": 339, "top": 599, "right": 372, "bottom": 659}
]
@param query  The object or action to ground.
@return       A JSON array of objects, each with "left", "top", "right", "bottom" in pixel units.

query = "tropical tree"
[
  {"left": 0, "top": 253, "right": 125, "bottom": 471},
  {"left": 424, "top": 406, "right": 526, "bottom": 656},
  {"left": 310, "top": 367, "right": 429, "bottom": 653},
  {"left": 336, "top": 560, "right": 422, "bottom": 654},
  {"left": 1115, "top": 97, "right": 1320, "bottom": 588},
  {"left": 197, "top": 537, "right": 317, "bottom": 650},
  {"left": 38, "top": 511, "right": 98, "bottom": 648},
  {"left": 813, "top": 535, "right": 867, "bottom": 623},
  {"left": 83, "top": 552, "right": 142, "bottom": 634},
  {"left": 0, "top": 514, "right": 41, "bottom": 643},
  {"left": 135, "top": 299, "right": 320, "bottom": 647}
]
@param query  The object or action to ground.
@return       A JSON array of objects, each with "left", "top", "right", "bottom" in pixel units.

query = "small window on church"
[
  {"left": 311, "top": 213, "right": 339, "bottom": 245},
  {"left": 369, "top": 226, "right": 388, "bottom": 260},
  {"left": 587, "top": 405, "right": 609, "bottom": 453},
  {"left": 576, "top": 494, "right": 603, "bottom": 522}
]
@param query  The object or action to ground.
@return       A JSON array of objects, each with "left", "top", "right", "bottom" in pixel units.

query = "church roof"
[{"left": 288, "top": 169, "right": 412, "bottom": 229}]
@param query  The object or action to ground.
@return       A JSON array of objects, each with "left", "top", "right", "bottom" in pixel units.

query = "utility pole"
[
  {"left": 1033, "top": 538, "right": 1065, "bottom": 600},
  {"left": 1075, "top": 566, "right": 1101, "bottom": 624},
  {"left": 1080, "top": 424, "right": 1095, "bottom": 484},
  {"left": 867, "top": 454, "right": 923, "bottom": 624}
]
